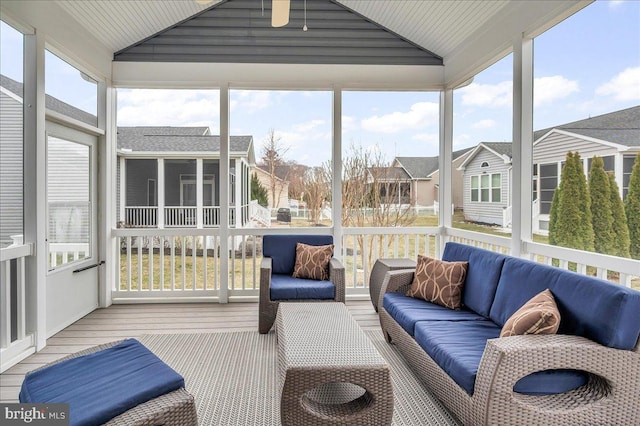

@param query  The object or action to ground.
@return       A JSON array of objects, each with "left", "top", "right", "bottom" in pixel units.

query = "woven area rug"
[{"left": 138, "top": 331, "right": 461, "bottom": 425}]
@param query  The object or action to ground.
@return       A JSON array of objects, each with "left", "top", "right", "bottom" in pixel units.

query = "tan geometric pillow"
[
  {"left": 500, "top": 289, "right": 561, "bottom": 338},
  {"left": 406, "top": 255, "right": 468, "bottom": 310},
  {"left": 292, "top": 243, "right": 334, "bottom": 281}
]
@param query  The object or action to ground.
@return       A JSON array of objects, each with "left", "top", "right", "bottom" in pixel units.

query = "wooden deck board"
[{"left": 0, "top": 300, "right": 380, "bottom": 402}]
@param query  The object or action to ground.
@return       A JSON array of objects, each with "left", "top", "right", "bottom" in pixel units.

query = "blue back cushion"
[
  {"left": 490, "top": 257, "right": 640, "bottom": 350},
  {"left": 442, "top": 242, "right": 507, "bottom": 318},
  {"left": 20, "top": 339, "right": 184, "bottom": 426},
  {"left": 262, "top": 234, "right": 334, "bottom": 275}
]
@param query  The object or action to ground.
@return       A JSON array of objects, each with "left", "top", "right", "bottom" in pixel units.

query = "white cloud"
[
  {"left": 595, "top": 67, "right": 640, "bottom": 101},
  {"left": 459, "top": 81, "right": 512, "bottom": 107},
  {"left": 360, "top": 102, "right": 439, "bottom": 133},
  {"left": 293, "top": 119, "right": 325, "bottom": 132},
  {"left": 412, "top": 133, "right": 439, "bottom": 144},
  {"left": 534, "top": 75, "right": 579, "bottom": 106},
  {"left": 453, "top": 134, "right": 472, "bottom": 150},
  {"left": 609, "top": 0, "right": 624, "bottom": 9},
  {"left": 117, "top": 89, "right": 219, "bottom": 127},
  {"left": 233, "top": 90, "right": 273, "bottom": 113},
  {"left": 472, "top": 119, "right": 497, "bottom": 129}
]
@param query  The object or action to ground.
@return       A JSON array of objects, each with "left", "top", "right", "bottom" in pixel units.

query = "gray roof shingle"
[
  {"left": 117, "top": 127, "right": 253, "bottom": 154},
  {"left": 395, "top": 147, "right": 473, "bottom": 179},
  {"left": 1, "top": 74, "right": 97, "bottom": 126},
  {"left": 534, "top": 105, "right": 639, "bottom": 147}
]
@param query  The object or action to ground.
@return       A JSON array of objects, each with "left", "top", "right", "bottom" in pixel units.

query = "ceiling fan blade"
[{"left": 272, "top": 0, "right": 290, "bottom": 27}]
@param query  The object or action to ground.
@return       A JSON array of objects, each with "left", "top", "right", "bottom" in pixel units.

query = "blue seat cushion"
[
  {"left": 270, "top": 274, "right": 335, "bottom": 300},
  {"left": 490, "top": 257, "right": 640, "bottom": 350},
  {"left": 442, "top": 242, "right": 506, "bottom": 318},
  {"left": 414, "top": 321, "right": 587, "bottom": 396},
  {"left": 263, "top": 234, "right": 334, "bottom": 275},
  {"left": 20, "top": 339, "right": 185, "bottom": 426},
  {"left": 383, "top": 292, "right": 486, "bottom": 336}
]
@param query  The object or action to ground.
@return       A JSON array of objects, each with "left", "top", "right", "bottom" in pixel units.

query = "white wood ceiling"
[{"left": 55, "top": 0, "right": 510, "bottom": 60}]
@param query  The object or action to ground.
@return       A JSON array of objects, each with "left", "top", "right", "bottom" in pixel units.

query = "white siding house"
[
  {"left": 460, "top": 106, "right": 640, "bottom": 230},
  {"left": 458, "top": 143, "right": 512, "bottom": 226}
]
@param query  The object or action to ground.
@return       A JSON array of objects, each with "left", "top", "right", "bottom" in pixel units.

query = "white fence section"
[
  {"left": 502, "top": 205, "right": 512, "bottom": 229},
  {"left": 0, "top": 242, "right": 35, "bottom": 373},
  {"left": 249, "top": 201, "right": 271, "bottom": 227}
]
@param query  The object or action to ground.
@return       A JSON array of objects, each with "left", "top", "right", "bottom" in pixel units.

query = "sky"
[{"left": 2, "top": 0, "right": 639, "bottom": 168}]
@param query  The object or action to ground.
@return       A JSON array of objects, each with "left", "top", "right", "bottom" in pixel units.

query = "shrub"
[
  {"left": 589, "top": 156, "right": 614, "bottom": 254},
  {"left": 625, "top": 154, "right": 640, "bottom": 259},
  {"left": 607, "top": 172, "right": 630, "bottom": 258}
]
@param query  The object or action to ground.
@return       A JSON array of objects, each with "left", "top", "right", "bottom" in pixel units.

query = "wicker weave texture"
[
  {"left": 259, "top": 255, "right": 346, "bottom": 334},
  {"left": 378, "top": 269, "right": 640, "bottom": 426},
  {"left": 276, "top": 302, "right": 394, "bottom": 425},
  {"left": 26, "top": 340, "right": 198, "bottom": 426}
]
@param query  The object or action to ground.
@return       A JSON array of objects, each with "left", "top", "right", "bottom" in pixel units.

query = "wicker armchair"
[{"left": 259, "top": 234, "right": 345, "bottom": 334}]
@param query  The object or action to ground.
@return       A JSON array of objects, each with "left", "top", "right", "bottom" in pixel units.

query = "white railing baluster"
[
  {"left": 149, "top": 237, "right": 154, "bottom": 290},
  {"left": 192, "top": 236, "right": 197, "bottom": 291},
  {"left": 170, "top": 237, "right": 176, "bottom": 290},
  {"left": 1, "top": 260, "right": 10, "bottom": 348},
  {"left": 181, "top": 236, "right": 186, "bottom": 290},
  {"left": 159, "top": 236, "right": 165, "bottom": 291},
  {"left": 203, "top": 236, "right": 208, "bottom": 290},
  {"left": 137, "top": 237, "right": 143, "bottom": 291},
  {"left": 126, "top": 236, "right": 132, "bottom": 291}
]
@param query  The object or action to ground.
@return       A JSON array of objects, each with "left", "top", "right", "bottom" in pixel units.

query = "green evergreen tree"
[
  {"left": 250, "top": 172, "right": 269, "bottom": 208},
  {"left": 589, "top": 156, "right": 614, "bottom": 254},
  {"left": 625, "top": 154, "right": 640, "bottom": 259},
  {"left": 607, "top": 172, "right": 630, "bottom": 258},
  {"left": 548, "top": 186, "right": 561, "bottom": 246},
  {"left": 550, "top": 152, "right": 594, "bottom": 251}
]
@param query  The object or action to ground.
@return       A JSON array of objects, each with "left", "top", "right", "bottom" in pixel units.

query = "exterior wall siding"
[
  {"left": 533, "top": 133, "right": 617, "bottom": 164},
  {"left": 462, "top": 150, "right": 510, "bottom": 226},
  {"left": 0, "top": 91, "right": 23, "bottom": 246}
]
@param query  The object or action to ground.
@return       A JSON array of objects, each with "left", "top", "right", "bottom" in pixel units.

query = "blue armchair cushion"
[
  {"left": 19, "top": 339, "right": 185, "bottom": 426},
  {"left": 414, "top": 320, "right": 587, "bottom": 396},
  {"left": 490, "top": 257, "right": 640, "bottom": 350},
  {"left": 270, "top": 274, "right": 335, "bottom": 300},
  {"left": 263, "top": 234, "right": 334, "bottom": 275},
  {"left": 442, "top": 242, "right": 507, "bottom": 318},
  {"left": 383, "top": 292, "right": 486, "bottom": 336}
]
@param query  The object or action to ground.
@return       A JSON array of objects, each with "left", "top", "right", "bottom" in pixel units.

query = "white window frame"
[{"left": 470, "top": 173, "right": 502, "bottom": 203}]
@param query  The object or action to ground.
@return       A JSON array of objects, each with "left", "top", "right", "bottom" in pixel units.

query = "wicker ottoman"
[
  {"left": 275, "top": 302, "right": 393, "bottom": 426},
  {"left": 369, "top": 258, "right": 416, "bottom": 312}
]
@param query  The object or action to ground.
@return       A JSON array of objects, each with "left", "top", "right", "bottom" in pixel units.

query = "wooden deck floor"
[{"left": 0, "top": 300, "right": 381, "bottom": 402}]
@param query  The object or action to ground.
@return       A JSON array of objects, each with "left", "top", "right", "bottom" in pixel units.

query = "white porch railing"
[
  {"left": 0, "top": 242, "right": 35, "bottom": 373},
  {"left": 249, "top": 200, "right": 271, "bottom": 227},
  {"left": 124, "top": 206, "right": 157, "bottom": 227},
  {"left": 203, "top": 207, "right": 220, "bottom": 227},
  {"left": 165, "top": 207, "right": 197, "bottom": 227},
  {"left": 49, "top": 243, "right": 90, "bottom": 268},
  {"left": 111, "top": 226, "right": 639, "bottom": 303}
]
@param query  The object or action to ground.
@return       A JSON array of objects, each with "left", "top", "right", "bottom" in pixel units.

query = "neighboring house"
[
  {"left": 253, "top": 165, "right": 290, "bottom": 210},
  {"left": 117, "top": 127, "right": 256, "bottom": 228},
  {"left": 458, "top": 142, "right": 513, "bottom": 226},
  {"left": 0, "top": 75, "right": 96, "bottom": 247},
  {"left": 459, "top": 106, "right": 640, "bottom": 230}
]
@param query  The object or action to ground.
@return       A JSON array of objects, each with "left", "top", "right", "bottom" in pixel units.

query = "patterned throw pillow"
[
  {"left": 500, "top": 289, "right": 561, "bottom": 338},
  {"left": 292, "top": 243, "right": 334, "bottom": 281},
  {"left": 406, "top": 255, "right": 468, "bottom": 310}
]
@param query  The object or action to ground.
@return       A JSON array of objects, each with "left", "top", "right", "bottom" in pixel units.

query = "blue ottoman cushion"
[
  {"left": 20, "top": 339, "right": 185, "bottom": 426},
  {"left": 270, "top": 274, "right": 335, "bottom": 300}
]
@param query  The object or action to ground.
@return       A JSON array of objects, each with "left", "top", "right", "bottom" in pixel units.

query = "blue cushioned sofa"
[
  {"left": 259, "top": 234, "right": 345, "bottom": 334},
  {"left": 378, "top": 242, "right": 640, "bottom": 425}
]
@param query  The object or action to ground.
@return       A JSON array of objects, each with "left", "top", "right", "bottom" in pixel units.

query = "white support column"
[
  {"left": 512, "top": 35, "right": 534, "bottom": 257},
  {"left": 24, "top": 30, "right": 47, "bottom": 350},
  {"left": 97, "top": 79, "right": 114, "bottom": 308},
  {"left": 219, "top": 84, "right": 230, "bottom": 303},
  {"left": 234, "top": 159, "right": 242, "bottom": 228},
  {"left": 438, "top": 89, "right": 454, "bottom": 254},
  {"left": 196, "top": 158, "right": 203, "bottom": 228},
  {"left": 157, "top": 159, "right": 165, "bottom": 228},
  {"left": 119, "top": 157, "right": 126, "bottom": 224},
  {"left": 331, "top": 88, "right": 343, "bottom": 255}
]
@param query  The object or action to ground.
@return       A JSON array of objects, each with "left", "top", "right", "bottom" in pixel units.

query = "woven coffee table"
[{"left": 275, "top": 302, "right": 393, "bottom": 426}]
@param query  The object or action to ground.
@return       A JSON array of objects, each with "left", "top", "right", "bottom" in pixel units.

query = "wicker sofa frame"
[
  {"left": 259, "top": 256, "right": 345, "bottom": 334},
  {"left": 25, "top": 341, "right": 198, "bottom": 426},
  {"left": 378, "top": 269, "right": 640, "bottom": 426}
]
